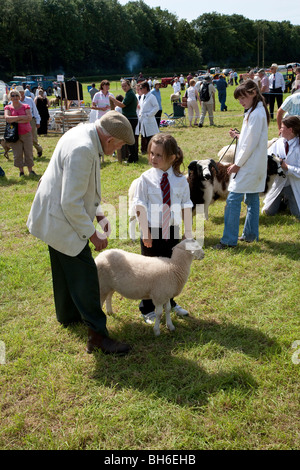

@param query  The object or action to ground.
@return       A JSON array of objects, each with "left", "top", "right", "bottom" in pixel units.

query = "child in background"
[
  {"left": 215, "top": 80, "right": 270, "bottom": 249},
  {"left": 134, "top": 133, "right": 193, "bottom": 324}
]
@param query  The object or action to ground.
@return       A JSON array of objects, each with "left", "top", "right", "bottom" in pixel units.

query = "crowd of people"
[{"left": 0, "top": 63, "right": 298, "bottom": 355}]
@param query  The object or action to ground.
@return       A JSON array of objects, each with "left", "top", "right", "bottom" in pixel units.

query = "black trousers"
[
  {"left": 48, "top": 244, "right": 108, "bottom": 336},
  {"left": 127, "top": 117, "right": 138, "bottom": 162},
  {"left": 269, "top": 88, "right": 283, "bottom": 119},
  {"left": 139, "top": 226, "right": 180, "bottom": 315},
  {"left": 155, "top": 109, "right": 162, "bottom": 127}
]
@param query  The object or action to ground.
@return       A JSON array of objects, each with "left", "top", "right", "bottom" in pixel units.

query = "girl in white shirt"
[
  {"left": 215, "top": 80, "right": 270, "bottom": 249},
  {"left": 262, "top": 115, "right": 300, "bottom": 218},
  {"left": 134, "top": 133, "right": 193, "bottom": 324}
]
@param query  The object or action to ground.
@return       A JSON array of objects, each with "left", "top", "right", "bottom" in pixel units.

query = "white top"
[
  {"left": 263, "top": 136, "right": 300, "bottom": 212},
  {"left": 269, "top": 72, "right": 285, "bottom": 91},
  {"left": 172, "top": 81, "right": 181, "bottom": 94},
  {"left": 187, "top": 86, "right": 198, "bottom": 102},
  {"left": 135, "top": 93, "right": 159, "bottom": 137},
  {"left": 133, "top": 166, "right": 193, "bottom": 228},
  {"left": 229, "top": 101, "right": 268, "bottom": 193},
  {"left": 92, "top": 90, "right": 114, "bottom": 119}
]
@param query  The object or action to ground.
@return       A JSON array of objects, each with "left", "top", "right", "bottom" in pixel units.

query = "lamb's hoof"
[
  {"left": 153, "top": 328, "right": 160, "bottom": 336},
  {"left": 167, "top": 324, "right": 176, "bottom": 332}
]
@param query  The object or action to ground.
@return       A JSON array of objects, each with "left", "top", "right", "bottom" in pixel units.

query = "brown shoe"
[{"left": 86, "top": 328, "right": 131, "bottom": 355}]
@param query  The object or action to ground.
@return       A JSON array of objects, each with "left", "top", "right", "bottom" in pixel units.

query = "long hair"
[
  {"left": 100, "top": 80, "right": 110, "bottom": 90},
  {"left": 282, "top": 115, "right": 300, "bottom": 144},
  {"left": 234, "top": 79, "right": 270, "bottom": 125},
  {"left": 148, "top": 134, "right": 184, "bottom": 176}
]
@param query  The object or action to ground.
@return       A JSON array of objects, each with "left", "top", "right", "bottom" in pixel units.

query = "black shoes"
[
  {"left": 213, "top": 242, "right": 235, "bottom": 250},
  {"left": 86, "top": 328, "right": 131, "bottom": 355}
]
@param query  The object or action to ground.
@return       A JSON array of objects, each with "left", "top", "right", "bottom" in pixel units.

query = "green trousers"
[{"left": 48, "top": 244, "right": 108, "bottom": 336}]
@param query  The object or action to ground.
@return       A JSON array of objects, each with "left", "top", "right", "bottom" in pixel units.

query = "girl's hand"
[
  {"left": 227, "top": 164, "right": 240, "bottom": 175},
  {"left": 280, "top": 159, "right": 288, "bottom": 172},
  {"left": 229, "top": 128, "right": 239, "bottom": 139},
  {"left": 143, "top": 229, "right": 152, "bottom": 248},
  {"left": 143, "top": 237, "right": 152, "bottom": 248}
]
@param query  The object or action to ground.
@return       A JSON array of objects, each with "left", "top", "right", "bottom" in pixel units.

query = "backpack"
[{"left": 200, "top": 82, "right": 210, "bottom": 102}]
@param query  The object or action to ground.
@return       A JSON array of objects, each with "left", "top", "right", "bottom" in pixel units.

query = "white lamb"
[{"left": 95, "top": 239, "right": 204, "bottom": 336}]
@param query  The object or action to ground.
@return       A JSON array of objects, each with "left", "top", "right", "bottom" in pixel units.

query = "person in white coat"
[
  {"left": 215, "top": 80, "right": 270, "bottom": 249},
  {"left": 262, "top": 115, "right": 300, "bottom": 218},
  {"left": 27, "top": 111, "right": 134, "bottom": 355},
  {"left": 136, "top": 81, "right": 159, "bottom": 150}
]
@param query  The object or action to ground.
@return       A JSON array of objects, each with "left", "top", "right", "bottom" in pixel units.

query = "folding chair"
[{"left": 163, "top": 102, "right": 186, "bottom": 127}]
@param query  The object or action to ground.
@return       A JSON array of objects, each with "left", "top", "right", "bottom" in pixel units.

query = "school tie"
[
  {"left": 160, "top": 172, "right": 171, "bottom": 240},
  {"left": 272, "top": 74, "right": 276, "bottom": 90},
  {"left": 285, "top": 140, "right": 289, "bottom": 155}
]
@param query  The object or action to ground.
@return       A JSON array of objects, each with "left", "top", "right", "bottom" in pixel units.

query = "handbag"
[
  {"left": 4, "top": 122, "right": 19, "bottom": 143},
  {"left": 181, "top": 90, "right": 188, "bottom": 108}
]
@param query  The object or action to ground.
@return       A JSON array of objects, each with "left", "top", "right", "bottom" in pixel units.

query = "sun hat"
[
  {"left": 98, "top": 110, "right": 135, "bottom": 145},
  {"left": 271, "top": 63, "right": 278, "bottom": 68}
]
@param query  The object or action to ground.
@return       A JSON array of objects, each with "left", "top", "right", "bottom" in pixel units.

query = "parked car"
[
  {"left": 222, "top": 68, "right": 232, "bottom": 76},
  {"left": 8, "top": 74, "right": 55, "bottom": 95}
]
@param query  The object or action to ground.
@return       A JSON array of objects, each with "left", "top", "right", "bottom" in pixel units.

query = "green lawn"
[{"left": 0, "top": 82, "right": 299, "bottom": 450}]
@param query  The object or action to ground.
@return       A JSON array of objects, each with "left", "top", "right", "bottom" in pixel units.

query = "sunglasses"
[{"left": 10, "top": 94, "right": 19, "bottom": 97}]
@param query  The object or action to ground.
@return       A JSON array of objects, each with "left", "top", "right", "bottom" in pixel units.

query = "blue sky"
[{"left": 118, "top": 0, "right": 300, "bottom": 25}]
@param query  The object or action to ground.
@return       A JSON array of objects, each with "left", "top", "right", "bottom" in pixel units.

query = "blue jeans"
[
  {"left": 218, "top": 90, "right": 227, "bottom": 111},
  {"left": 221, "top": 192, "right": 260, "bottom": 246},
  {"left": 264, "top": 185, "right": 300, "bottom": 219}
]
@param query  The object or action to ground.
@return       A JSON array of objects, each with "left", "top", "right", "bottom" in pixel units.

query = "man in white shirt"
[
  {"left": 172, "top": 77, "right": 181, "bottom": 94},
  {"left": 268, "top": 63, "right": 285, "bottom": 119}
]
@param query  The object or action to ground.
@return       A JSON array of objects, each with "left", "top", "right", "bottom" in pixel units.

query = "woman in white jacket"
[
  {"left": 136, "top": 81, "right": 159, "bottom": 150},
  {"left": 262, "top": 115, "right": 300, "bottom": 218},
  {"left": 215, "top": 80, "right": 270, "bottom": 249}
]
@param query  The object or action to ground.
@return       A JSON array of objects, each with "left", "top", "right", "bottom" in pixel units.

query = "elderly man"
[
  {"left": 276, "top": 90, "right": 300, "bottom": 131},
  {"left": 17, "top": 86, "right": 43, "bottom": 157},
  {"left": 268, "top": 63, "right": 285, "bottom": 119},
  {"left": 27, "top": 111, "right": 134, "bottom": 355}
]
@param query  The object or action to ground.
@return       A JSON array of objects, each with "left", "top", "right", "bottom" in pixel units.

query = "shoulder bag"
[{"left": 4, "top": 122, "right": 19, "bottom": 143}]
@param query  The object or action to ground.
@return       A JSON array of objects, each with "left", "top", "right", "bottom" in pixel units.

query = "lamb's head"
[
  {"left": 268, "top": 154, "right": 285, "bottom": 178},
  {"left": 173, "top": 239, "right": 205, "bottom": 260}
]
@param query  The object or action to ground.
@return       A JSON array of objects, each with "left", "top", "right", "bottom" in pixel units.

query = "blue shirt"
[
  {"left": 150, "top": 88, "right": 162, "bottom": 110},
  {"left": 213, "top": 78, "right": 227, "bottom": 91},
  {"left": 281, "top": 92, "right": 300, "bottom": 116}
]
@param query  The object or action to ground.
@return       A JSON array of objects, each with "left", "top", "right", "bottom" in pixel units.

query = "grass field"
[{"left": 0, "top": 81, "right": 299, "bottom": 450}]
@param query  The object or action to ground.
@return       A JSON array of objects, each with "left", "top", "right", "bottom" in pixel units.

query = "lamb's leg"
[
  {"left": 153, "top": 305, "right": 163, "bottom": 336},
  {"left": 164, "top": 301, "right": 175, "bottom": 332},
  {"left": 104, "top": 291, "right": 114, "bottom": 314}
]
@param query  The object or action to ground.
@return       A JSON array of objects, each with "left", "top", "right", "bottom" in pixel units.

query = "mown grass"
[{"left": 0, "top": 82, "right": 299, "bottom": 450}]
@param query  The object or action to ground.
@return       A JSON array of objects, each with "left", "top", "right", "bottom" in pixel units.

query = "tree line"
[{"left": 1, "top": 0, "right": 299, "bottom": 80}]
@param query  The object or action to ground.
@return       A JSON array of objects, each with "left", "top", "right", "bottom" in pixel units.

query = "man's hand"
[{"left": 89, "top": 230, "right": 108, "bottom": 251}]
